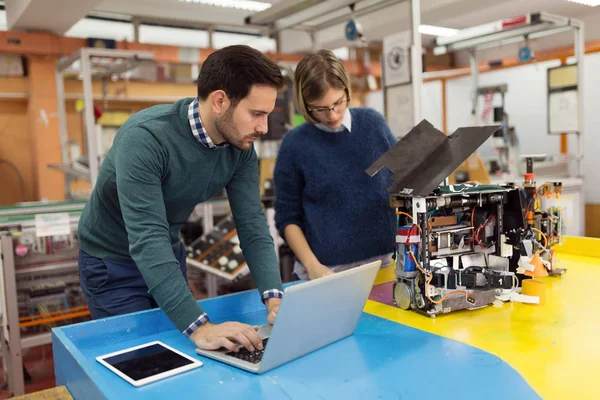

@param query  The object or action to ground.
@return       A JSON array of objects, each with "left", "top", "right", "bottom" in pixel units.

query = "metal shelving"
[
  {"left": 51, "top": 48, "right": 155, "bottom": 199},
  {"left": 0, "top": 201, "right": 86, "bottom": 397}
]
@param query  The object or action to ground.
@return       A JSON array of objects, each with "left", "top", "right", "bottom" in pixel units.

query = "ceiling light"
[
  {"left": 179, "top": 0, "right": 272, "bottom": 12},
  {"left": 564, "top": 0, "right": 600, "bottom": 5},
  {"left": 419, "top": 24, "right": 459, "bottom": 37}
]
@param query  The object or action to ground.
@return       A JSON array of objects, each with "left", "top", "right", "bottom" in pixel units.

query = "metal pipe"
[
  {"left": 420, "top": 213, "right": 428, "bottom": 271},
  {"left": 57, "top": 49, "right": 82, "bottom": 72},
  {"left": 410, "top": 0, "right": 422, "bottom": 125},
  {"left": 80, "top": 49, "right": 98, "bottom": 187},
  {"left": 0, "top": 202, "right": 85, "bottom": 217},
  {"left": 1, "top": 235, "right": 25, "bottom": 396},
  {"left": 84, "top": 48, "right": 154, "bottom": 61},
  {"left": 269, "top": 0, "right": 374, "bottom": 34},
  {"left": 21, "top": 333, "right": 52, "bottom": 350},
  {"left": 437, "top": 23, "right": 558, "bottom": 54},
  {"left": 470, "top": 50, "right": 478, "bottom": 123},
  {"left": 136, "top": 15, "right": 270, "bottom": 35},
  {"left": 15, "top": 261, "right": 79, "bottom": 278},
  {"left": 55, "top": 68, "right": 70, "bottom": 198},
  {"left": 311, "top": 30, "right": 319, "bottom": 52},
  {"left": 495, "top": 201, "right": 504, "bottom": 256},
  {"left": 310, "top": 0, "right": 403, "bottom": 32},
  {"left": 574, "top": 19, "right": 585, "bottom": 178},
  {"left": 133, "top": 17, "right": 140, "bottom": 42},
  {"left": 245, "top": 0, "right": 326, "bottom": 26}
]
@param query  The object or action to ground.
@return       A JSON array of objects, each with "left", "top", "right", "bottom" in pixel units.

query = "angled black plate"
[
  {"left": 365, "top": 120, "right": 447, "bottom": 184},
  {"left": 366, "top": 119, "right": 501, "bottom": 196}
]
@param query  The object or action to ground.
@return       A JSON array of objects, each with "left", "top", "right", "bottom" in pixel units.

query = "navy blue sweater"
[{"left": 274, "top": 107, "right": 398, "bottom": 266}]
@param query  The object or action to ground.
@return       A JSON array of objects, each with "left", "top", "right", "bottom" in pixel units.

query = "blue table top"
[{"left": 52, "top": 285, "right": 540, "bottom": 400}]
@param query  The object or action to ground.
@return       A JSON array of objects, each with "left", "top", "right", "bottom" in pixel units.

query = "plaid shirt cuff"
[
  {"left": 182, "top": 312, "right": 210, "bottom": 337},
  {"left": 261, "top": 289, "right": 283, "bottom": 303}
]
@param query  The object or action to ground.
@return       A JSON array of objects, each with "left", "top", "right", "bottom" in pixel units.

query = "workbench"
[
  {"left": 12, "top": 386, "right": 73, "bottom": 400},
  {"left": 52, "top": 236, "right": 598, "bottom": 400}
]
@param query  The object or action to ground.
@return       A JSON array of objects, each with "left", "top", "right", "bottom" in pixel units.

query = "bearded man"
[{"left": 77, "top": 45, "right": 284, "bottom": 354}]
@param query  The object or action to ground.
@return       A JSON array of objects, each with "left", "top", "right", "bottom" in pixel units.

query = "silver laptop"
[{"left": 195, "top": 260, "right": 382, "bottom": 374}]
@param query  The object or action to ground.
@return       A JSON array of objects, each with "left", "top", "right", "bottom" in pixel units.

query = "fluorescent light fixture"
[
  {"left": 419, "top": 24, "right": 459, "bottom": 37},
  {"left": 179, "top": 0, "right": 272, "bottom": 12},
  {"left": 564, "top": 0, "right": 600, "bottom": 6}
]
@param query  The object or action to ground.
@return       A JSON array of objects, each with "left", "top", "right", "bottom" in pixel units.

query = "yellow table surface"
[
  {"left": 365, "top": 236, "right": 600, "bottom": 400},
  {"left": 12, "top": 386, "right": 73, "bottom": 400}
]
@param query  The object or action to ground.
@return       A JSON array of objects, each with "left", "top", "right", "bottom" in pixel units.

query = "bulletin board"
[
  {"left": 384, "top": 83, "right": 414, "bottom": 137},
  {"left": 547, "top": 64, "right": 578, "bottom": 135}
]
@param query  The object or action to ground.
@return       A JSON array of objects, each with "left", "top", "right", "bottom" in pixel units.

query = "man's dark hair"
[{"left": 197, "top": 45, "right": 283, "bottom": 106}]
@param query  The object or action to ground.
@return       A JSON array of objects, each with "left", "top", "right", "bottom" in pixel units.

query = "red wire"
[{"left": 475, "top": 214, "right": 495, "bottom": 248}]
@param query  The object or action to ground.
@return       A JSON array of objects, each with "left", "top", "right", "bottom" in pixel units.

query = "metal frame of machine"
[
  {"left": 0, "top": 201, "right": 87, "bottom": 396},
  {"left": 367, "top": 120, "right": 564, "bottom": 317}
]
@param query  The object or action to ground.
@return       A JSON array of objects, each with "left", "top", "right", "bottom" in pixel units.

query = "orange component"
[
  {"left": 19, "top": 310, "right": 90, "bottom": 328},
  {"left": 560, "top": 133, "right": 568, "bottom": 154},
  {"left": 527, "top": 210, "right": 534, "bottom": 225},
  {"left": 19, "top": 305, "right": 89, "bottom": 322}
]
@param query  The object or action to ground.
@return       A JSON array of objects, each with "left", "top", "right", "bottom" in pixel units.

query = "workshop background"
[{"left": 0, "top": 0, "right": 599, "bottom": 398}]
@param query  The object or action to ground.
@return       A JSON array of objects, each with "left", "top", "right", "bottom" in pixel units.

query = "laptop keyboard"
[{"left": 226, "top": 338, "right": 269, "bottom": 364}]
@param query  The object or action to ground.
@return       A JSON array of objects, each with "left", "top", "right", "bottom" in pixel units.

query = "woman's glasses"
[{"left": 308, "top": 97, "right": 350, "bottom": 118}]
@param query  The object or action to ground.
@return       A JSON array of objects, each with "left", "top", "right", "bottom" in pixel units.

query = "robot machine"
[{"left": 366, "top": 120, "right": 565, "bottom": 317}]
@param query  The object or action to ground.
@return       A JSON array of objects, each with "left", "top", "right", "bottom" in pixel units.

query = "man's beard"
[{"left": 214, "top": 107, "right": 260, "bottom": 151}]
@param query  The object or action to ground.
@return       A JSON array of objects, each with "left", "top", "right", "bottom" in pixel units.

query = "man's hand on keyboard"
[{"left": 189, "top": 321, "right": 264, "bottom": 353}]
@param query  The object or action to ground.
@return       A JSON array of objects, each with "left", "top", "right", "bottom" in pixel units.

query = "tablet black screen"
[{"left": 103, "top": 343, "right": 194, "bottom": 382}]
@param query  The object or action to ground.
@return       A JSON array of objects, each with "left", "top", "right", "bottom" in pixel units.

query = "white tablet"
[{"left": 96, "top": 341, "right": 203, "bottom": 387}]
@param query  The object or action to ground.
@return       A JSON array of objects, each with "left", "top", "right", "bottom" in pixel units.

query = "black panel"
[
  {"left": 504, "top": 188, "right": 526, "bottom": 232},
  {"left": 366, "top": 119, "right": 501, "bottom": 196}
]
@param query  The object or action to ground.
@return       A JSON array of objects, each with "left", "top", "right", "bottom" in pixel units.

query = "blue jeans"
[{"left": 78, "top": 243, "right": 187, "bottom": 319}]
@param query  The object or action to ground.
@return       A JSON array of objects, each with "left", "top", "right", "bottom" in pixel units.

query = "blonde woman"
[{"left": 274, "top": 49, "right": 398, "bottom": 280}]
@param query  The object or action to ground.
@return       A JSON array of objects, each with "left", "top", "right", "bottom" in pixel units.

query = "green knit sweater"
[{"left": 77, "top": 97, "right": 282, "bottom": 332}]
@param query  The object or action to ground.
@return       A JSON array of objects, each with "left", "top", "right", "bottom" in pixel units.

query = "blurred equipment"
[
  {"left": 433, "top": 12, "right": 585, "bottom": 179},
  {"left": 0, "top": 201, "right": 89, "bottom": 396},
  {"left": 49, "top": 48, "right": 155, "bottom": 199},
  {"left": 477, "top": 84, "right": 518, "bottom": 177},
  {"left": 186, "top": 215, "right": 250, "bottom": 285},
  {"left": 521, "top": 157, "right": 566, "bottom": 276}
]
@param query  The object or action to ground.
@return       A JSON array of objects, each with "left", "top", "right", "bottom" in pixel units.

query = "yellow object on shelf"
[
  {"left": 448, "top": 154, "right": 491, "bottom": 185},
  {"left": 97, "top": 110, "right": 131, "bottom": 126}
]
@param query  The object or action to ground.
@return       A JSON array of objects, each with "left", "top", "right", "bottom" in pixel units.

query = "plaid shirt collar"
[{"left": 188, "top": 98, "right": 229, "bottom": 149}]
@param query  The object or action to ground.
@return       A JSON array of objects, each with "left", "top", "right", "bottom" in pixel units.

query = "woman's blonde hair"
[{"left": 294, "top": 49, "right": 351, "bottom": 124}]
